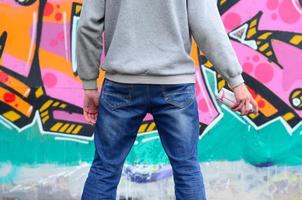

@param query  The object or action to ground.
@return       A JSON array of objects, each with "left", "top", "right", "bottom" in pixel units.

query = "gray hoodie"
[{"left": 76, "top": 0, "right": 244, "bottom": 90}]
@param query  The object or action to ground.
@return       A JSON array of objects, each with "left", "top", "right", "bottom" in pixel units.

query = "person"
[{"left": 76, "top": 0, "right": 259, "bottom": 199}]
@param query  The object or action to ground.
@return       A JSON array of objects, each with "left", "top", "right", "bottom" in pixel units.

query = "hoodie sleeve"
[
  {"left": 76, "top": 0, "right": 105, "bottom": 90},
  {"left": 187, "top": 0, "right": 244, "bottom": 89}
]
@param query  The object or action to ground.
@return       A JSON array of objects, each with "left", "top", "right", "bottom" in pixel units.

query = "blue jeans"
[{"left": 81, "top": 78, "right": 207, "bottom": 200}]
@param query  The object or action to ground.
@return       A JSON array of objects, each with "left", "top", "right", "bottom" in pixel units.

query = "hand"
[
  {"left": 231, "top": 83, "right": 259, "bottom": 116},
  {"left": 83, "top": 89, "right": 99, "bottom": 124}
]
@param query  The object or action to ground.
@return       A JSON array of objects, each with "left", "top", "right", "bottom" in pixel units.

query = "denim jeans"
[{"left": 81, "top": 78, "right": 207, "bottom": 200}]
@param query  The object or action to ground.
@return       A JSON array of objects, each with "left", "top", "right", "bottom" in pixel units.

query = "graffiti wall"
[{"left": 0, "top": 0, "right": 301, "bottom": 199}]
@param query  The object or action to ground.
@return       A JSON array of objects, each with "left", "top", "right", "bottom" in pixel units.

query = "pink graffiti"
[
  {"left": 232, "top": 42, "right": 302, "bottom": 117},
  {"left": 1, "top": 53, "right": 32, "bottom": 76},
  {"left": 39, "top": 22, "right": 71, "bottom": 60},
  {"left": 53, "top": 110, "right": 87, "bottom": 124},
  {"left": 222, "top": 0, "right": 302, "bottom": 33},
  {"left": 292, "top": 0, "right": 302, "bottom": 14},
  {"left": 279, "top": 0, "right": 301, "bottom": 23},
  {"left": 220, "top": 0, "right": 302, "bottom": 117},
  {"left": 195, "top": 67, "right": 219, "bottom": 125},
  {"left": 41, "top": 69, "right": 83, "bottom": 107},
  {"left": 272, "top": 40, "right": 302, "bottom": 91}
]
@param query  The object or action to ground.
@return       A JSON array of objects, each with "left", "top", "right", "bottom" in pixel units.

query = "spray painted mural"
[{"left": 0, "top": 0, "right": 302, "bottom": 199}]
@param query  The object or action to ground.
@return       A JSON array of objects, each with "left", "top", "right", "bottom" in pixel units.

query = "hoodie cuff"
[
  {"left": 82, "top": 79, "right": 98, "bottom": 90},
  {"left": 227, "top": 74, "right": 245, "bottom": 89}
]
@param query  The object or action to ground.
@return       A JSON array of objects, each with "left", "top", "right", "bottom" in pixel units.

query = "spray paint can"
[{"left": 217, "top": 88, "right": 255, "bottom": 112}]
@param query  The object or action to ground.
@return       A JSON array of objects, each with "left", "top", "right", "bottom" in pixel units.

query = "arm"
[
  {"left": 76, "top": 0, "right": 105, "bottom": 90},
  {"left": 187, "top": 0, "right": 244, "bottom": 89}
]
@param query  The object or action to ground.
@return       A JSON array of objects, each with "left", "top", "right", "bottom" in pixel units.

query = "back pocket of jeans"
[
  {"left": 161, "top": 83, "right": 196, "bottom": 109},
  {"left": 101, "top": 79, "right": 133, "bottom": 110}
]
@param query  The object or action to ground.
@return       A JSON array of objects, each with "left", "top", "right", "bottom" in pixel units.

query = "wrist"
[
  {"left": 232, "top": 82, "right": 245, "bottom": 90},
  {"left": 227, "top": 74, "right": 245, "bottom": 90}
]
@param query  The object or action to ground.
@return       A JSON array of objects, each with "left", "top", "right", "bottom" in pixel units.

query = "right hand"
[
  {"left": 231, "top": 83, "right": 259, "bottom": 116},
  {"left": 83, "top": 89, "right": 99, "bottom": 124}
]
